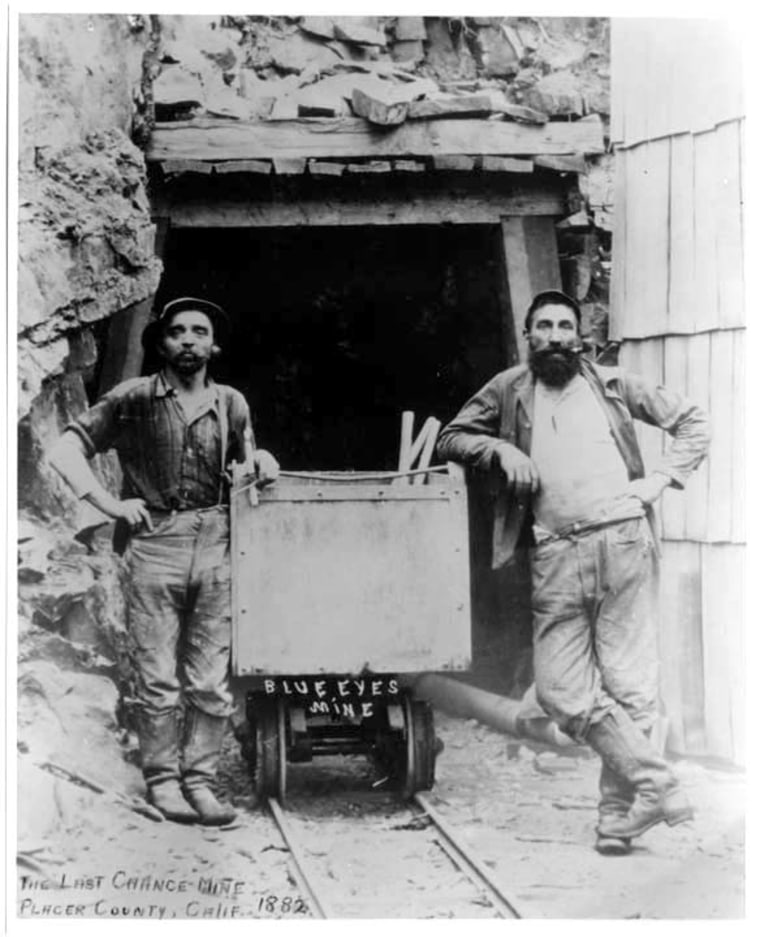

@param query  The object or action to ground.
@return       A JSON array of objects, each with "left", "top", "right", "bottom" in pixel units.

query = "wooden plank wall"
[{"left": 612, "top": 20, "right": 745, "bottom": 764}]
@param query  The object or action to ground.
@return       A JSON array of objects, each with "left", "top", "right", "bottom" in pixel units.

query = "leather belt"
[{"left": 535, "top": 512, "right": 644, "bottom": 546}]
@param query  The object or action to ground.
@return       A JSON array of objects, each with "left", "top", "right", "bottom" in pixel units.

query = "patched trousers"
[
  {"left": 530, "top": 517, "right": 659, "bottom": 742},
  {"left": 126, "top": 506, "right": 233, "bottom": 719}
]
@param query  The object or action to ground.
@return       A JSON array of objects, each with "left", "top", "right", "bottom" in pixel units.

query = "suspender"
[{"left": 217, "top": 387, "right": 230, "bottom": 505}]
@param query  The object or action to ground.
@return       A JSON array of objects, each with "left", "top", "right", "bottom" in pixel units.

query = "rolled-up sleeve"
[
  {"left": 65, "top": 390, "right": 121, "bottom": 457},
  {"left": 436, "top": 376, "right": 508, "bottom": 471},
  {"left": 227, "top": 388, "right": 254, "bottom": 463},
  {"left": 622, "top": 372, "right": 710, "bottom": 488}
]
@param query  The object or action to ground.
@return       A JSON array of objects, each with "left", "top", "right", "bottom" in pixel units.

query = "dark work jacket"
[{"left": 436, "top": 358, "right": 710, "bottom": 568}]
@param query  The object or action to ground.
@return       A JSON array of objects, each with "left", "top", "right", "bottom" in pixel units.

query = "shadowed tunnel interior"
[{"left": 153, "top": 225, "right": 511, "bottom": 470}]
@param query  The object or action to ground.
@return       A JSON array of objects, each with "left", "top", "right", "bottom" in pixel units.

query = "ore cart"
[{"left": 230, "top": 463, "right": 471, "bottom": 804}]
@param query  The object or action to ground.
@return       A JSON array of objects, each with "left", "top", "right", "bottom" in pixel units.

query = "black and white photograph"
[{"left": 8, "top": 4, "right": 749, "bottom": 925}]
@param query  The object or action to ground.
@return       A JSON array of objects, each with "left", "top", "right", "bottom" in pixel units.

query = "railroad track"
[{"left": 263, "top": 792, "right": 526, "bottom": 919}]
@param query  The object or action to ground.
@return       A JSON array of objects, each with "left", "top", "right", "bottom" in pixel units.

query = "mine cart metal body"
[{"left": 229, "top": 463, "right": 471, "bottom": 802}]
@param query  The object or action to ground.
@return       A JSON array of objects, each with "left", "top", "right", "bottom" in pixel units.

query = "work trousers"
[
  {"left": 126, "top": 506, "right": 233, "bottom": 719},
  {"left": 530, "top": 517, "right": 659, "bottom": 742}
]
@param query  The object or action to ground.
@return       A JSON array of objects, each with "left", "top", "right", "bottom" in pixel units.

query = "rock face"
[{"left": 18, "top": 14, "right": 162, "bottom": 520}]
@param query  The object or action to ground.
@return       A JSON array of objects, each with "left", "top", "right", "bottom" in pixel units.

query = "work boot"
[
  {"left": 586, "top": 709, "right": 694, "bottom": 840},
  {"left": 136, "top": 709, "right": 199, "bottom": 824},
  {"left": 182, "top": 707, "right": 237, "bottom": 826},
  {"left": 595, "top": 762, "right": 633, "bottom": 856}
]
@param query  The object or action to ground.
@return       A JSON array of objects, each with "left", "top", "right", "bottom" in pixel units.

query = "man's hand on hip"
[
  {"left": 625, "top": 472, "right": 670, "bottom": 506},
  {"left": 495, "top": 443, "right": 540, "bottom": 496}
]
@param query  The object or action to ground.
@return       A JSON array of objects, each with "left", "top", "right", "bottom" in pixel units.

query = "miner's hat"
[
  {"left": 524, "top": 290, "right": 582, "bottom": 331},
  {"left": 141, "top": 297, "right": 230, "bottom": 351}
]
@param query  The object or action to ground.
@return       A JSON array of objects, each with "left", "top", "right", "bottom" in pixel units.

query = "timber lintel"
[
  {"left": 146, "top": 115, "right": 605, "bottom": 163},
  {"left": 153, "top": 183, "right": 567, "bottom": 227}
]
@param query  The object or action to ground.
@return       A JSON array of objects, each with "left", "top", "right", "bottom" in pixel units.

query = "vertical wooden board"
[
  {"left": 639, "top": 138, "right": 671, "bottom": 338},
  {"left": 608, "top": 148, "right": 628, "bottom": 341},
  {"left": 693, "top": 130, "right": 720, "bottom": 332},
  {"left": 657, "top": 542, "right": 686, "bottom": 752},
  {"left": 667, "top": 133, "right": 696, "bottom": 334},
  {"left": 620, "top": 20, "right": 652, "bottom": 144},
  {"left": 609, "top": 20, "right": 627, "bottom": 145},
  {"left": 730, "top": 329, "right": 746, "bottom": 543},
  {"left": 658, "top": 542, "right": 705, "bottom": 755},
  {"left": 644, "top": 25, "right": 676, "bottom": 142},
  {"left": 621, "top": 145, "right": 649, "bottom": 338},
  {"left": 684, "top": 333, "right": 711, "bottom": 541},
  {"left": 714, "top": 121, "right": 745, "bottom": 329},
  {"left": 701, "top": 543, "right": 744, "bottom": 761},
  {"left": 695, "top": 22, "right": 744, "bottom": 132},
  {"left": 705, "top": 330, "right": 736, "bottom": 542},
  {"left": 658, "top": 20, "right": 693, "bottom": 138},
  {"left": 677, "top": 24, "right": 711, "bottom": 134},
  {"left": 499, "top": 216, "right": 561, "bottom": 362},
  {"left": 635, "top": 338, "right": 665, "bottom": 537},
  {"left": 661, "top": 336, "right": 689, "bottom": 539}
]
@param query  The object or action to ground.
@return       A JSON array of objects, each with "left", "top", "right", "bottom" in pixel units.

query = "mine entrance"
[
  {"left": 154, "top": 224, "right": 513, "bottom": 471},
  {"left": 154, "top": 221, "right": 530, "bottom": 693}
]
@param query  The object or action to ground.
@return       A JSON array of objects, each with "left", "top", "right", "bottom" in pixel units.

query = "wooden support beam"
[
  {"left": 308, "top": 160, "right": 345, "bottom": 177},
  {"left": 160, "top": 159, "right": 213, "bottom": 175},
  {"left": 347, "top": 160, "right": 392, "bottom": 173},
  {"left": 482, "top": 156, "right": 533, "bottom": 174},
  {"left": 534, "top": 154, "right": 586, "bottom": 173},
  {"left": 393, "top": 159, "right": 426, "bottom": 172},
  {"left": 147, "top": 115, "right": 605, "bottom": 162},
  {"left": 272, "top": 157, "right": 307, "bottom": 175},
  {"left": 155, "top": 185, "right": 566, "bottom": 228},
  {"left": 432, "top": 155, "right": 475, "bottom": 172},
  {"left": 499, "top": 216, "right": 562, "bottom": 362},
  {"left": 215, "top": 159, "right": 271, "bottom": 175}
]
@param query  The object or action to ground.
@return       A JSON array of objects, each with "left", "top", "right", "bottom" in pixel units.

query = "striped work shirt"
[{"left": 67, "top": 372, "right": 253, "bottom": 511}]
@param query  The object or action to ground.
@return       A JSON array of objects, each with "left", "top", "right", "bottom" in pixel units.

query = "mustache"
[{"left": 533, "top": 344, "right": 582, "bottom": 359}]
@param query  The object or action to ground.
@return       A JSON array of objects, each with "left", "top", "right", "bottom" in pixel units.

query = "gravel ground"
[{"left": 16, "top": 709, "right": 744, "bottom": 921}]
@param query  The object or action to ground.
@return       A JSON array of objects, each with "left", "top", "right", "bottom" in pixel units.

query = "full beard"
[{"left": 529, "top": 345, "right": 582, "bottom": 387}]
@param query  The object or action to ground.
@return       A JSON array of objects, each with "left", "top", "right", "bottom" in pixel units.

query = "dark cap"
[
  {"left": 141, "top": 297, "right": 230, "bottom": 351},
  {"left": 524, "top": 289, "right": 582, "bottom": 332}
]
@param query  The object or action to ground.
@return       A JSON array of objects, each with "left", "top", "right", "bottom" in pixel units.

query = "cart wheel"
[
  {"left": 401, "top": 696, "right": 436, "bottom": 798},
  {"left": 254, "top": 698, "right": 288, "bottom": 804}
]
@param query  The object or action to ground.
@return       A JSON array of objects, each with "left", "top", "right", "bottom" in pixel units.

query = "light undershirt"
[{"left": 530, "top": 374, "right": 642, "bottom": 533}]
